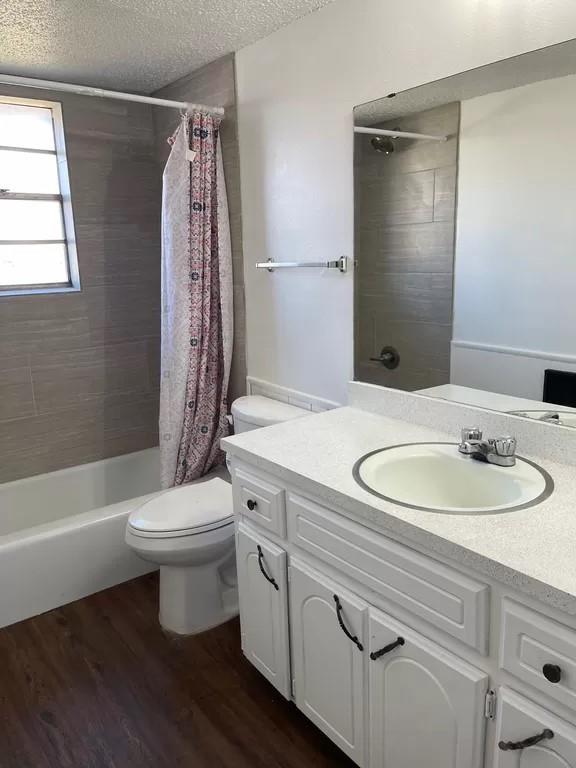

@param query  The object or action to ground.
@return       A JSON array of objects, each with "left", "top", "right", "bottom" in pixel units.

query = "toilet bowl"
[
  {"left": 126, "top": 395, "right": 310, "bottom": 635},
  {"left": 126, "top": 475, "right": 236, "bottom": 635}
]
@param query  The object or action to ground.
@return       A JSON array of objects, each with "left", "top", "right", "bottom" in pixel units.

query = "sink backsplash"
[{"left": 349, "top": 382, "right": 576, "bottom": 467}]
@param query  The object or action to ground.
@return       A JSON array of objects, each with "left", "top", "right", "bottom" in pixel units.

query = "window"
[{"left": 0, "top": 96, "right": 79, "bottom": 295}]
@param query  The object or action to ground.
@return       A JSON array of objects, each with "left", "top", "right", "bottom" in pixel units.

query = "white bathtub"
[{"left": 0, "top": 447, "right": 162, "bottom": 628}]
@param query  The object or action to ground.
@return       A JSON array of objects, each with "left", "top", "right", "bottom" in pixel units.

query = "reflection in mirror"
[{"left": 354, "top": 39, "right": 576, "bottom": 427}]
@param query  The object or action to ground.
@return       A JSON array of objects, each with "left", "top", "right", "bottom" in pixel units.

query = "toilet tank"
[{"left": 231, "top": 395, "right": 310, "bottom": 433}]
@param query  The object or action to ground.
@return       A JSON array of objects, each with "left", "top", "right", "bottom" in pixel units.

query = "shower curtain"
[{"left": 159, "top": 111, "right": 233, "bottom": 488}]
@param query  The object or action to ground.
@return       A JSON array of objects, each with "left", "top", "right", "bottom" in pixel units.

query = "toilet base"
[{"left": 158, "top": 563, "right": 238, "bottom": 635}]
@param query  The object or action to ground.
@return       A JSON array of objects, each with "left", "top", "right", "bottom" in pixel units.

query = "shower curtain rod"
[
  {"left": 354, "top": 126, "right": 446, "bottom": 142},
  {"left": 0, "top": 73, "right": 225, "bottom": 116}
]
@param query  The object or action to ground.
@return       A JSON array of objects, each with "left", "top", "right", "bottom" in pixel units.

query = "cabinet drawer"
[
  {"left": 494, "top": 687, "right": 576, "bottom": 767},
  {"left": 287, "top": 493, "right": 489, "bottom": 653},
  {"left": 233, "top": 467, "right": 286, "bottom": 536},
  {"left": 501, "top": 599, "right": 576, "bottom": 712}
]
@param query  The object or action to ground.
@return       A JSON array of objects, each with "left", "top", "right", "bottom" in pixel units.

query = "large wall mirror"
[{"left": 354, "top": 39, "right": 576, "bottom": 428}]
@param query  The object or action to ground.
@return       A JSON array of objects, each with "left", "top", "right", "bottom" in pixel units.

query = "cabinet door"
[
  {"left": 369, "top": 607, "right": 488, "bottom": 768},
  {"left": 290, "top": 559, "right": 367, "bottom": 766},
  {"left": 495, "top": 688, "right": 576, "bottom": 767},
  {"left": 236, "top": 523, "right": 290, "bottom": 698}
]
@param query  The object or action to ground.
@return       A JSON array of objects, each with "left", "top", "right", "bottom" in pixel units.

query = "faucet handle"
[
  {"left": 493, "top": 436, "right": 517, "bottom": 457},
  {"left": 461, "top": 427, "right": 482, "bottom": 442}
]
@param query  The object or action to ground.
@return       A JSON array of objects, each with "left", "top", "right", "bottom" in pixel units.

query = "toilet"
[{"left": 125, "top": 395, "right": 309, "bottom": 635}]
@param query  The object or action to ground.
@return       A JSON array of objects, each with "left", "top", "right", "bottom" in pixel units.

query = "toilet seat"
[{"left": 128, "top": 476, "right": 234, "bottom": 539}]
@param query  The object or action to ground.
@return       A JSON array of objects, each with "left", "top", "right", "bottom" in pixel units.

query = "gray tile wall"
[
  {"left": 0, "top": 54, "right": 245, "bottom": 484},
  {"left": 152, "top": 54, "right": 246, "bottom": 407},
  {"left": 0, "top": 85, "right": 162, "bottom": 483},
  {"left": 355, "top": 102, "right": 459, "bottom": 391}
]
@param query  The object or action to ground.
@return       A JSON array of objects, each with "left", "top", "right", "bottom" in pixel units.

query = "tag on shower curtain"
[{"left": 186, "top": 149, "right": 196, "bottom": 163}]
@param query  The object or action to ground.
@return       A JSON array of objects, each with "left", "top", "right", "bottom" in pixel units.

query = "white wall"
[
  {"left": 451, "top": 74, "right": 576, "bottom": 400},
  {"left": 235, "top": 0, "right": 576, "bottom": 404}
]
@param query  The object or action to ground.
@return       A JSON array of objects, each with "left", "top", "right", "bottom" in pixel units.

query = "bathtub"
[{"left": 0, "top": 447, "right": 162, "bottom": 629}]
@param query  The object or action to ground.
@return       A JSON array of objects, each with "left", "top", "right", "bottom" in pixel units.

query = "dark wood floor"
[{"left": 0, "top": 573, "right": 355, "bottom": 768}]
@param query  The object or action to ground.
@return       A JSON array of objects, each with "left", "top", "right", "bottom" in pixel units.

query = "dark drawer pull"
[
  {"left": 499, "top": 728, "right": 554, "bottom": 751},
  {"left": 543, "top": 663, "right": 562, "bottom": 683},
  {"left": 333, "top": 595, "right": 363, "bottom": 652},
  {"left": 246, "top": 499, "right": 258, "bottom": 511},
  {"left": 370, "top": 637, "right": 405, "bottom": 661},
  {"left": 256, "top": 545, "right": 279, "bottom": 591}
]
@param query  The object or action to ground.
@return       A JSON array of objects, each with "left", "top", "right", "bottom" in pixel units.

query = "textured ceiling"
[{"left": 0, "top": 0, "right": 334, "bottom": 92}]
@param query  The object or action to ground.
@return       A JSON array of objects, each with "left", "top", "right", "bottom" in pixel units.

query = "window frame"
[{"left": 0, "top": 94, "right": 80, "bottom": 296}]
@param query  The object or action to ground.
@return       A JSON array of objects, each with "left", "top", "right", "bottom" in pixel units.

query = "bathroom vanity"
[{"left": 222, "top": 385, "right": 576, "bottom": 768}]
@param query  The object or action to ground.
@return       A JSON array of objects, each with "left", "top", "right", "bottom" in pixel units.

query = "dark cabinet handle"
[
  {"left": 256, "top": 545, "right": 279, "bottom": 591},
  {"left": 246, "top": 499, "right": 257, "bottom": 511},
  {"left": 499, "top": 728, "right": 554, "bottom": 751},
  {"left": 333, "top": 595, "right": 363, "bottom": 652},
  {"left": 543, "top": 663, "right": 562, "bottom": 683},
  {"left": 370, "top": 637, "right": 405, "bottom": 661}
]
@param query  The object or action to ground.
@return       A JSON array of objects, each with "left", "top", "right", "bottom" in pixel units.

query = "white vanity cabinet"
[
  {"left": 235, "top": 523, "right": 291, "bottom": 698},
  {"left": 290, "top": 559, "right": 368, "bottom": 765},
  {"left": 494, "top": 689, "right": 576, "bottom": 767},
  {"left": 288, "top": 557, "right": 488, "bottom": 768},
  {"left": 369, "top": 608, "right": 488, "bottom": 768},
  {"left": 229, "top": 459, "right": 576, "bottom": 768}
]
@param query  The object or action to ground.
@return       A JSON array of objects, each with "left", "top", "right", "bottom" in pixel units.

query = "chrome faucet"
[{"left": 458, "top": 427, "right": 517, "bottom": 467}]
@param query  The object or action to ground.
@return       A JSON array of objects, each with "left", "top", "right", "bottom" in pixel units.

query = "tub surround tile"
[
  {"left": 222, "top": 386, "right": 576, "bottom": 615},
  {"left": 433, "top": 166, "right": 457, "bottom": 222},
  {"left": 359, "top": 169, "right": 435, "bottom": 226},
  {"left": 368, "top": 321, "right": 452, "bottom": 370},
  {"left": 0, "top": 359, "right": 35, "bottom": 422},
  {"left": 0, "top": 432, "right": 158, "bottom": 485},
  {"left": 0, "top": 83, "right": 161, "bottom": 482},
  {"left": 357, "top": 220, "right": 455, "bottom": 274},
  {"left": 0, "top": 394, "right": 158, "bottom": 483},
  {"left": 146, "top": 337, "right": 162, "bottom": 391},
  {"left": 75, "top": 233, "right": 160, "bottom": 288},
  {"left": 31, "top": 341, "right": 154, "bottom": 414},
  {"left": 0, "top": 354, "right": 30, "bottom": 372},
  {"left": 355, "top": 103, "right": 458, "bottom": 392},
  {"left": 359, "top": 273, "right": 453, "bottom": 325}
]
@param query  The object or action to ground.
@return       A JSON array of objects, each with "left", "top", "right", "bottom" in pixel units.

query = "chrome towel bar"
[{"left": 256, "top": 256, "right": 348, "bottom": 273}]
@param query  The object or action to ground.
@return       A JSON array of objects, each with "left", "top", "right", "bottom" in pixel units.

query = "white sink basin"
[
  {"left": 353, "top": 443, "right": 553, "bottom": 514},
  {"left": 508, "top": 410, "right": 576, "bottom": 428}
]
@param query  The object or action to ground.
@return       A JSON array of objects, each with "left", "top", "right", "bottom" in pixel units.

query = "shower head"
[{"left": 370, "top": 135, "right": 396, "bottom": 155}]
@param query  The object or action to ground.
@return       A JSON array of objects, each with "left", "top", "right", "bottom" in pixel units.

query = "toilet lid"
[{"left": 128, "top": 477, "right": 234, "bottom": 537}]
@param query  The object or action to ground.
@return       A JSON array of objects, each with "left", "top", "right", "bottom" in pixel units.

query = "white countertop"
[{"left": 222, "top": 406, "right": 576, "bottom": 613}]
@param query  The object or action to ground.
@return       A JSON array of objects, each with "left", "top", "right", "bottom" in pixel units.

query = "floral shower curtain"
[{"left": 159, "top": 111, "right": 233, "bottom": 488}]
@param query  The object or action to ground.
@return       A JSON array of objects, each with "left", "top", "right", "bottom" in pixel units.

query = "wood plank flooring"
[{"left": 0, "top": 574, "right": 355, "bottom": 768}]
